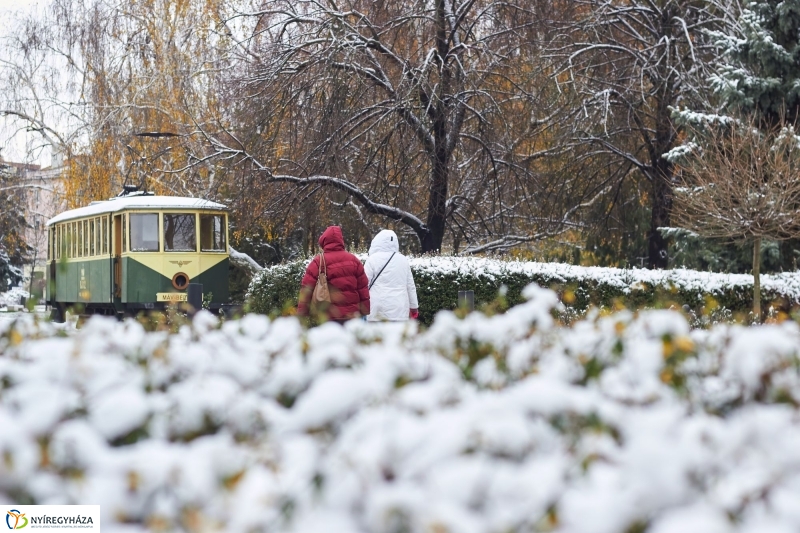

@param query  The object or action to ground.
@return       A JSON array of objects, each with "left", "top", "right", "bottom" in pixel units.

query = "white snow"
[
  {"left": 46, "top": 195, "right": 227, "bottom": 226},
  {"left": 252, "top": 255, "right": 800, "bottom": 305},
  {"left": 228, "top": 246, "right": 264, "bottom": 272},
  {"left": 401, "top": 255, "right": 800, "bottom": 300},
  {"left": 0, "top": 286, "right": 29, "bottom": 308},
  {"left": 2, "top": 287, "right": 800, "bottom": 531}
]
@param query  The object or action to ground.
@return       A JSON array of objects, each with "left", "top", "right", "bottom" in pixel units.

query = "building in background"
[{"left": 0, "top": 152, "right": 66, "bottom": 292}]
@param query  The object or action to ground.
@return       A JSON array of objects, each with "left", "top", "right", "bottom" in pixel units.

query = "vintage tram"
[{"left": 46, "top": 194, "right": 230, "bottom": 321}]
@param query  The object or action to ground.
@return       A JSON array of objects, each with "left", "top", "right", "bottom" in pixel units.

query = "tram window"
[
  {"left": 122, "top": 215, "right": 127, "bottom": 252},
  {"left": 164, "top": 213, "right": 196, "bottom": 252},
  {"left": 200, "top": 215, "right": 226, "bottom": 251},
  {"left": 78, "top": 221, "right": 84, "bottom": 257},
  {"left": 130, "top": 213, "right": 159, "bottom": 252},
  {"left": 90, "top": 220, "right": 96, "bottom": 256},
  {"left": 85, "top": 220, "right": 89, "bottom": 256},
  {"left": 102, "top": 217, "right": 108, "bottom": 254}
]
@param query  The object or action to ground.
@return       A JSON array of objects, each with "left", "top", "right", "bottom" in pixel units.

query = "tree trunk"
[
  {"left": 647, "top": 79, "right": 677, "bottom": 270},
  {"left": 422, "top": 157, "right": 448, "bottom": 253},
  {"left": 648, "top": 168, "right": 673, "bottom": 269},
  {"left": 753, "top": 236, "right": 761, "bottom": 322},
  {"left": 419, "top": 0, "right": 451, "bottom": 255}
]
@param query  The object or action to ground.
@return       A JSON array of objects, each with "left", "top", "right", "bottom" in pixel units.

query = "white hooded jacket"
[{"left": 365, "top": 230, "right": 419, "bottom": 321}]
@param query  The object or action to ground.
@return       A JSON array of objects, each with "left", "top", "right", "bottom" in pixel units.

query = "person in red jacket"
[{"left": 297, "top": 226, "right": 370, "bottom": 323}]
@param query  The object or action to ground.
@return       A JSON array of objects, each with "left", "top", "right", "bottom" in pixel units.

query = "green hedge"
[
  {"left": 246, "top": 261, "right": 308, "bottom": 316},
  {"left": 247, "top": 257, "right": 800, "bottom": 325}
]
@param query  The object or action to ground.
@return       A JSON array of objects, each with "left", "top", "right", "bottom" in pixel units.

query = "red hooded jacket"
[{"left": 297, "top": 226, "right": 370, "bottom": 320}]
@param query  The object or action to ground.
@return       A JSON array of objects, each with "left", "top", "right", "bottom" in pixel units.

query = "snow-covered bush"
[
  {"left": 0, "top": 287, "right": 29, "bottom": 309},
  {"left": 248, "top": 256, "right": 800, "bottom": 324},
  {"left": 0, "top": 247, "right": 23, "bottom": 291},
  {"left": 246, "top": 259, "right": 306, "bottom": 316},
  {"left": 4, "top": 285, "right": 800, "bottom": 532}
]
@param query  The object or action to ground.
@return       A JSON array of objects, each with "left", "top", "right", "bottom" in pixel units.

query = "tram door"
[{"left": 114, "top": 214, "right": 122, "bottom": 298}]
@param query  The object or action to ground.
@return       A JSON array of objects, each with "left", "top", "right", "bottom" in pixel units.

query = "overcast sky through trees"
[{"left": 0, "top": 0, "right": 48, "bottom": 164}]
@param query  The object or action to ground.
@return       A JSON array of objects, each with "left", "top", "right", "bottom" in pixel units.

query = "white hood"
[
  {"left": 369, "top": 229, "right": 400, "bottom": 255},
  {"left": 364, "top": 230, "right": 418, "bottom": 321}
]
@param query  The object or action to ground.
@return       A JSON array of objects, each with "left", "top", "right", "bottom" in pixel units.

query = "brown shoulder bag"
[{"left": 311, "top": 253, "right": 331, "bottom": 311}]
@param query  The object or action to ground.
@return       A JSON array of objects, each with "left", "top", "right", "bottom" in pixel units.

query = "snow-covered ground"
[
  {"left": 0, "top": 288, "right": 44, "bottom": 326},
  {"left": 1, "top": 283, "right": 800, "bottom": 532},
  {"left": 0, "top": 286, "right": 29, "bottom": 309}
]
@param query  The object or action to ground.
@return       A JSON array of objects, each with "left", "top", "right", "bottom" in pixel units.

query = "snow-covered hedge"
[
  {"left": 3, "top": 287, "right": 800, "bottom": 532},
  {"left": 247, "top": 256, "right": 800, "bottom": 323}
]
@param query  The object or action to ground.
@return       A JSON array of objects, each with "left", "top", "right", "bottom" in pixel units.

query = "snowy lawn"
[{"left": 2, "top": 284, "right": 800, "bottom": 532}]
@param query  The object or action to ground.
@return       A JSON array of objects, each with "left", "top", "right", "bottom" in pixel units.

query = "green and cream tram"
[{"left": 45, "top": 195, "right": 230, "bottom": 321}]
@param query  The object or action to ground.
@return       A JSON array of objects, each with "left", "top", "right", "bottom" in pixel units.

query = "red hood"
[{"left": 318, "top": 226, "right": 345, "bottom": 252}]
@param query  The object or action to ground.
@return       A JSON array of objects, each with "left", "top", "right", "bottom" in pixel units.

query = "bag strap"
[
  {"left": 318, "top": 252, "right": 327, "bottom": 276},
  {"left": 369, "top": 252, "right": 396, "bottom": 290}
]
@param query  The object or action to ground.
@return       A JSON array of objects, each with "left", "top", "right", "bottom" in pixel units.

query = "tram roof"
[{"left": 47, "top": 195, "right": 227, "bottom": 226}]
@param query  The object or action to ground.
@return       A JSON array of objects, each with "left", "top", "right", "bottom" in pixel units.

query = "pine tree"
[
  {"left": 0, "top": 168, "right": 31, "bottom": 290},
  {"left": 710, "top": 0, "right": 800, "bottom": 126},
  {"left": 711, "top": 0, "right": 800, "bottom": 272},
  {"left": 669, "top": 0, "right": 800, "bottom": 280}
]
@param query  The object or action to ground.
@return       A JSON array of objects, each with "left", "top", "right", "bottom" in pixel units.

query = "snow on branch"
[
  {"left": 228, "top": 246, "right": 264, "bottom": 274},
  {"left": 268, "top": 173, "right": 429, "bottom": 234}
]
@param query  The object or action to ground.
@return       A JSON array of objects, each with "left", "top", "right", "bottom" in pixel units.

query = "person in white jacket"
[{"left": 364, "top": 229, "right": 419, "bottom": 321}]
